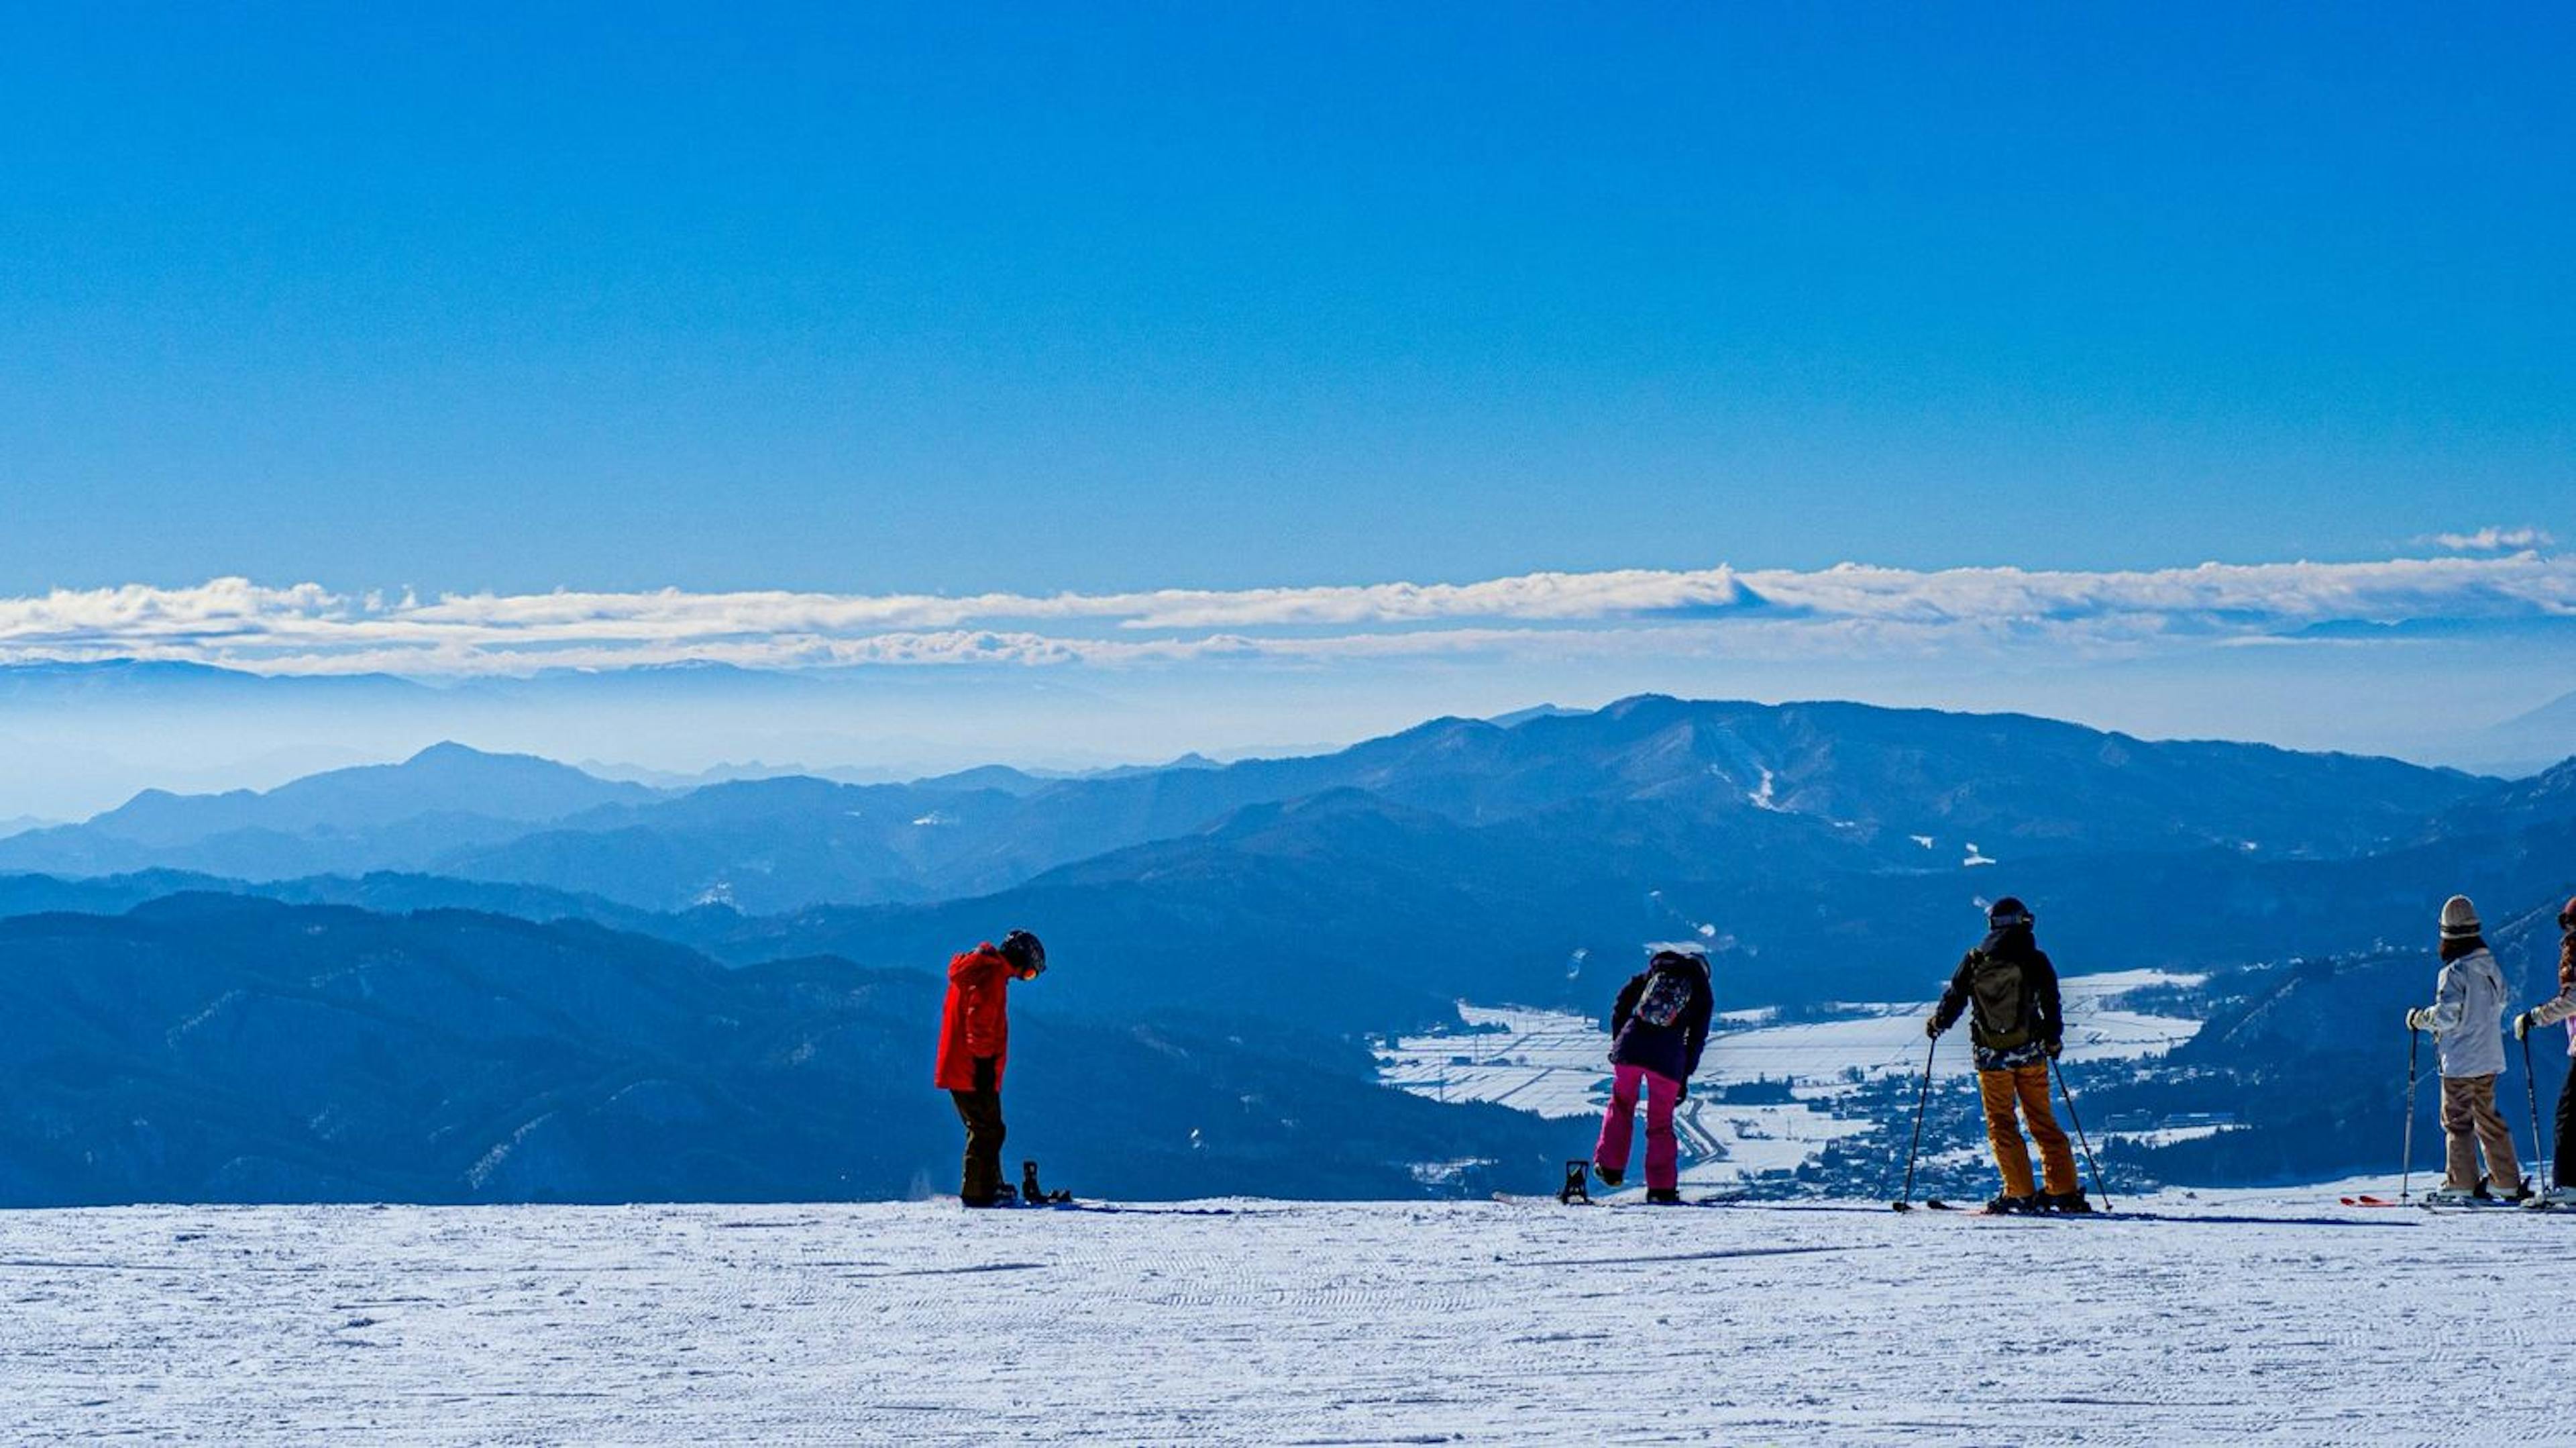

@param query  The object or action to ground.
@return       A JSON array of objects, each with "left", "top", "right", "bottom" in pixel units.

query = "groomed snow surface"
[{"left": 1, "top": 1190, "right": 2559, "bottom": 1445}]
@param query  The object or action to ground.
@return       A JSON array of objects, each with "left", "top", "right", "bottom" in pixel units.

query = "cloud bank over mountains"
[{"left": 1, "top": 551, "right": 2569, "bottom": 677}]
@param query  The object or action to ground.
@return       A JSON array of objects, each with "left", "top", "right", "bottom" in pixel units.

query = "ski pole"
[
  {"left": 2523, "top": 1030, "right": 2545, "bottom": 1194},
  {"left": 1891, "top": 1033, "right": 1937, "bottom": 1210},
  {"left": 2050, "top": 1055, "right": 2112, "bottom": 1212},
  {"left": 2400, "top": 1025, "right": 2420, "bottom": 1203}
]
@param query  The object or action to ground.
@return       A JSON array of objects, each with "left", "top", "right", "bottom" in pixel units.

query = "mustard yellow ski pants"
[{"left": 1978, "top": 1062, "right": 2078, "bottom": 1199}]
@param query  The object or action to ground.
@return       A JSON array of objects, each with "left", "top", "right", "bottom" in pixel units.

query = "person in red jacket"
[{"left": 935, "top": 929, "right": 1046, "bottom": 1206}]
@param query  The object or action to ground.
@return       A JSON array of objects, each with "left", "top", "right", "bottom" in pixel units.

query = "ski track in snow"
[{"left": 0, "top": 1194, "right": 2555, "bottom": 1445}]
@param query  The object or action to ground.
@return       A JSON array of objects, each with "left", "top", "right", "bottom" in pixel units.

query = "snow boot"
[
  {"left": 2039, "top": 1190, "right": 2094, "bottom": 1214},
  {"left": 2485, "top": 1176, "right": 2533, "bottom": 1204},
  {"left": 2525, "top": 1186, "right": 2576, "bottom": 1211},
  {"left": 2421, "top": 1185, "right": 2487, "bottom": 1206},
  {"left": 1644, "top": 1188, "right": 1685, "bottom": 1205},
  {"left": 1593, "top": 1161, "right": 1624, "bottom": 1188},
  {"left": 1982, "top": 1193, "right": 2037, "bottom": 1216}
]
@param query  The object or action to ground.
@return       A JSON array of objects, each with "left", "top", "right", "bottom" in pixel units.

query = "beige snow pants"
[{"left": 2438, "top": 1073, "right": 2521, "bottom": 1192}]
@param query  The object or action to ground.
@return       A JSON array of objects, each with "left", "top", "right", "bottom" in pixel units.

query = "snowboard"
[{"left": 1491, "top": 1190, "right": 1750, "bottom": 1208}]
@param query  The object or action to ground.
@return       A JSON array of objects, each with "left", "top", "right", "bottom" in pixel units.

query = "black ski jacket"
[
  {"left": 1608, "top": 955, "right": 1716, "bottom": 1083},
  {"left": 1930, "top": 926, "right": 2063, "bottom": 1071}
]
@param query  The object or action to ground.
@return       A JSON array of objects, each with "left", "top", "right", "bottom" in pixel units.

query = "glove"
[
  {"left": 2404, "top": 1009, "right": 2428, "bottom": 1032},
  {"left": 1924, "top": 1017, "right": 1943, "bottom": 1039},
  {"left": 2044, "top": 1039, "right": 2063, "bottom": 1059},
  {"left": 2516, "top": 1012, "right": 2534, "bottom": 1041}
]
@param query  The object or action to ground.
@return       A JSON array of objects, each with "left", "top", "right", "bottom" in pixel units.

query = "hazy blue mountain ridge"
[
  {"left": 0, "top": 743, "right": 663, "bottom": 880},
  {"left": 2, "top": 697, "right": 2567, "bottom": 1203},
  {"left": 0, "top": 698, "right": 2494, "bottom": 916},
  {"left": 0, "top": 895, "right": 1558, "bottom": 1206}
]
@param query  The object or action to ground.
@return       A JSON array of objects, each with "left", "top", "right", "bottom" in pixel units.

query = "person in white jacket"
[
  {"left": 2406, "top": 894, "right": 2528, "bottom": 1204},
  {"left": 2510, "top": 894, "right": 2576, "bottom": 1208}
]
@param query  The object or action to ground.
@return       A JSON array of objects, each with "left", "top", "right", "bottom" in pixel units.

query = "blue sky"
[{"left": 5, "top": 5, "right": 2569, "bottom": 597}]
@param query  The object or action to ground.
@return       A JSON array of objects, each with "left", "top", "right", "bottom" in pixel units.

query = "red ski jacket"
[{"left": 934, "top": 943, "right": 1015, "bottom": 1092}]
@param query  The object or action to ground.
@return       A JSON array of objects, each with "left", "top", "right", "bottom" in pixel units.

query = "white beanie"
[{"left": 2439, "top": 894, "right": 2481, "bottom": 940}]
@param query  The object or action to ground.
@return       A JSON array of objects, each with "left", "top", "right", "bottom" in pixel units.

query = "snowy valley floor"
[{"left": 0, "top": 1191, "right": 2558, "bottom": 1445}]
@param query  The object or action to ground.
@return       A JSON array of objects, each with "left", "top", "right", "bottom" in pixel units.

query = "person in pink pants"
[
  {"left": 1591, "top": 949, "right": 1714, "bottom": 1202},
  {"left": 1594, "top": 1062, "right": 1686, "bottom": 1195}
]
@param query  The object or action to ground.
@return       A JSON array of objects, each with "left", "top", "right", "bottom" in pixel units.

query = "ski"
[
  {"left": 1968, "top": 1209, "right": 2412, "bottom": 1229},
  {"left": 2341, "top": 1195, "right": 2408, "bottom": 1208}
]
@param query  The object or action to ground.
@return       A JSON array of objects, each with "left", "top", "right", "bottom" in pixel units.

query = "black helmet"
[
  {"left": 1987, "top": 898, "right": 2033, "bottom": 929},
  {"left": 999, "top": 929, "right": 1047, "bottom": 978}
]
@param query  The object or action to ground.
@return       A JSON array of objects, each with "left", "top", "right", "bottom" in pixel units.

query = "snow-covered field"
[
  {"left": 0, "top": 1192, "right": 2555, "bottom": 1444},
  {"left": 1376, "top": 973, "right": 2203, "bottom": 1183}
]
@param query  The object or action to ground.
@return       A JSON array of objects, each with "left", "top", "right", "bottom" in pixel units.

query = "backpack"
[
  {"left": 1634, "top": 968, "right": 1695, "bottom": 1030},
  {"left": 1966, "top": 950, "right": 2033, "bottom": 1049}
]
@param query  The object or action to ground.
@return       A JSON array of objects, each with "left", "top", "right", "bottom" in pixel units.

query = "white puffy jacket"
[{"left": 2422, "top": 947, "right": 2508, "bottom": 1079}]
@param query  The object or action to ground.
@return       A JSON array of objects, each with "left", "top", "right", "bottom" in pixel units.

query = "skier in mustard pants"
[{"left": 1927, "top": 898, "right": 2088, "bottom": 1214}]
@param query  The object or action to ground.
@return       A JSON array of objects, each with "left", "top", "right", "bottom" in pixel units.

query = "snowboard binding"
[
  {"left": 1021, "top": 1160, "right": 1073, "bottom": 1205},
  {"left": 1557, "top": 1159, "right": 1593, "bottom": 1206}
]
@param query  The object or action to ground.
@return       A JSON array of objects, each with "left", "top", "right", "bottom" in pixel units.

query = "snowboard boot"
[
  {"left": 1593, "top": 1161, "right": 1624, "bottom": 1189},
  {"left": 1644, "top": 1188, "right": 1685, "bottom": 1205},
  {"left": 1982, "top": 1193, "right": 2037, "bottom": 1216},
  {"left": 2039, "top": 1190, "right": 2094, "bottom": 1214}
]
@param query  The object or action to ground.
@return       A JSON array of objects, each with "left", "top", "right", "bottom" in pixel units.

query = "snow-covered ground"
[
  {"left": 1376, "top": 974, "right": 2203, "bottom": 1183},
  {"left": 0, "top": 1192, "right": 2555, "bottom": 1444}
]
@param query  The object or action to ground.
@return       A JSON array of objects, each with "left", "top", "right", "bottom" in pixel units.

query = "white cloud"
[
  {"left": 0, "top": 552, "right": 2571, "bottom": 676},
  {"left": 2428, "top": 525, "right": 2555, "bottom": 553}
]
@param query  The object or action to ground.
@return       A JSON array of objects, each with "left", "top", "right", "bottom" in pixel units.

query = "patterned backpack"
[{"left": 1634, "top": 967, "right": 1695, "bottom": 1029}]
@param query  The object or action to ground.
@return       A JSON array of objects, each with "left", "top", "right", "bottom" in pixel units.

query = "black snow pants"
[
  {"left": 951, "top": 1056, "right": 1006, "bottom": 1204},
  {"left": 2555, "top": 1066, "right": 2576, "bottom": 1190}
]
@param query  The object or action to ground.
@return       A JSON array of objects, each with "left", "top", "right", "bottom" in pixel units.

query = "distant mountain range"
[
  {"left": 0, "top": 895, "right": 1557, "bottom": 1205},
  {"left": 0, "top": 743, "right": 663, "bottom": 879},
  {"left": 2, "top": 693, "right": 2571, "bottom": 1203},
  {"left": 0, "top": 696, "right": 2493, "bottom": 911}
]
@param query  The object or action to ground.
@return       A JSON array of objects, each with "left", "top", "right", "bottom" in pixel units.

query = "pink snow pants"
[{"left": 1593, "top": 1064, "right": 1682, "bottom": 1190}]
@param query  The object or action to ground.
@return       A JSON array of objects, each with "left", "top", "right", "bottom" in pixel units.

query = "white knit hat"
[{"left": 2438, "top": 894, "right": 2481, "bottom": 939}]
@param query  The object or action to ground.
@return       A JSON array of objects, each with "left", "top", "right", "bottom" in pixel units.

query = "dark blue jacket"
[{"left": 1608, "top": 955, "right": 1716, "bottom": 1082}]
